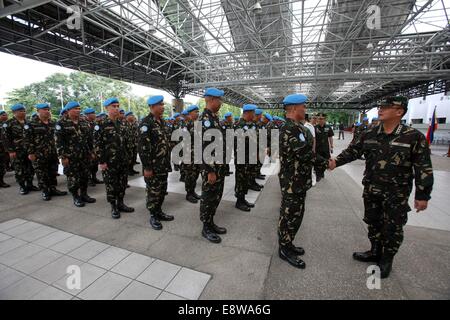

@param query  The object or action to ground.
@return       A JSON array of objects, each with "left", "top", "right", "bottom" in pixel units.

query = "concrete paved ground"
[{"left": 0, "top": 134, "right": 449, "bottom": 299}]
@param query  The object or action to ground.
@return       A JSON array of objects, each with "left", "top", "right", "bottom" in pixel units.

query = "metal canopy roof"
[{"left": 0, "top": 0, "right": 449, "bottom": 109}]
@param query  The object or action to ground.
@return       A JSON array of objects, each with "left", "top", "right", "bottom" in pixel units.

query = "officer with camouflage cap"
[
  {"left": 2, "top": 103, "right": 38, "bottom": 194},
  {"left": 329, "top": 96, "right": 434, "bottom": 278},
  {"left": 139, "top": 95, "right": 174, "bottom": 230},
  {"left": 0, "top": 110, "right": 10, "bottom": 188},
  {"left": 314, "top": 112, "right": 334, "bottom": 182},
  {"left": 95, "top": 98, "right": 134, "bottom": 219},
  {"left": 25, "top": 103, "right": 67, "bottom": 200},
  {"left": 55, "top": 101, "right": 96, "bottom": 207},
  {"left": 278, "top": 94, "right": 328, "bottom": 269},
  {"left": 199, "top": 88, "right": 228, "bottom": 243}
]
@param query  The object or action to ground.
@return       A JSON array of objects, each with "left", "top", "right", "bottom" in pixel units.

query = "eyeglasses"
[{"left": 377, "top": 105, "right": 403, "bottom": 110}]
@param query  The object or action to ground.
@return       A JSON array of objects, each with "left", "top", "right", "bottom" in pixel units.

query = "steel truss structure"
[{"left": 0, "top": 0, "right": 449, "bottom": 109}]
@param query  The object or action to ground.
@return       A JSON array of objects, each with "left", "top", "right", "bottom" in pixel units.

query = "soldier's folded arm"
[{"left": 412, "top": 133, "right": 434, "bottom": 201}]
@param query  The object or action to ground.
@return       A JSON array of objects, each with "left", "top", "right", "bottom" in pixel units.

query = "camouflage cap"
[{"left": 379, "top": 96, "right": 408, "bottom": 110}]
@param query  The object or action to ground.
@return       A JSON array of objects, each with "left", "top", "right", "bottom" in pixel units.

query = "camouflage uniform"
[
  {"left": 2, "top": 117, "right": 35, "bottom": 188},
  {"left": 0, "top": 118, "right": 8, "bottom": 185},
  {"left": 85, "top": 118, "right": 100, "bottom": 183},
  {"left": 126, "top": 121, "right": 139, "bottom": 173},
  {"left": 254, "top": 120, "right": 266, "bottom": 178},
  {"left": 199, "top": 109, "right": 227, "bottom": 224},
  {"left": 172, "top": 118, "right": 185, "bottom": 174},
  {"left": 55, "top": 118, "right": 93, "bottom": 196},
  {"left": 335, "top": 123, "right": 433, "bottom": 257},
  {"left": 94, "top": 117, "right": 129, "bottom": 204},
  {"left": 233, "top": 118, "right": 258, "bottom": 199},
  {"left": 24, "top": 117, "right": 59, "bottom": 192},
  {"left": 219, "top": 119, "right": 233, "bottom": 174},
  {"left": 138, "top": 114, "right": 172, "bottom": 216},
  {"left": 314, "top": 123, "right": 334, "bottom": 178},
  {"left": 183, "top": 119, "right": 201, "bottom": 195},
  {"left": 278, "top": 118, "right": 327, "bottom": 248}
]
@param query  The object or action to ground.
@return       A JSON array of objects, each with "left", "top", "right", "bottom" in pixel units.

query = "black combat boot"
[
  {"left": 279, "top": 246, "right": 306, "bottom": 269},
  {"left": 157, "top": 210, "right": 174, "bottom": 221},
  {"left": 248, "top": 183, "right": 262, "bottom": 192},
  {"left": 0, "top": 177, "right": 10, "bottom": 188},
  {"left": 353, "top": 241, "right": 382, "bottom": 263},
  {"left": 117, "top": 197, "right": 134, "bottom": 212},
  {"left": 80, "top": 189, "right": 96, "bottom": 203},
  {"left": 378, "top": 254, "right": 394, "bottom": 279},
  {"left": 111, "top": 201, "right": 121, "bottom": 219},
  {"left": 244, "top": 198, "right": 255, "bottom": 208},
  {"left": 288, "top": 243, "right": 305, "bottom": 256},
  {"left": 192, "top": 191, "right": 201, "bottom": 200},
  {"left": 50, "top": 187, "right": 67, "bottom": 196},
  {"left": 211, "top": 219, "right": 227, "bottom": 235},
  {"left": 202, "top": 223, "right": 221, "bottom": 243},
  {"left": 19, "top": 183, "right": 29, "bottom": 195},
  {"left": 41, "top": 188, "right": 51, "bottom": 201},
  {"left": 235, "top": 196, "right": 251, "bottom": 212},
  {"left": 72, "top": 194, "right": 85, "bottom": 207},
  {"left": 149, "top": 213, "right": 162, "bottom": 230},
  {"left": 27, "top": 180, "right": 40, "bottom": 191},
  {"left": 256, "top": 174, "right": 266, "bottom": 180},
  {"left": 186, "top": 193, "right": 198, "bottom": 204}
]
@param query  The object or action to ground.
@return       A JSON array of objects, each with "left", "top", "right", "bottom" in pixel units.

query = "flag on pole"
[{"left": 426, "top": 106, "right": 438, "bottom": 144}]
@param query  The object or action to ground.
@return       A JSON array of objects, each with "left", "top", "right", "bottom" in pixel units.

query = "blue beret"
[
  {"left": 255, "top": 109, "right": 263, "bottom": 115},
  {"left": 355, "top": 122, "right": 361, "bottom": 126},
  {"left": 181, "top": 110, "right": 188, "bottom": 116},
  {"left": 186, "top": 105, "right": 199, "bottom": 113},
  {"left": 125, "top": 111, "right": 133, "bottom": 117},
  {"left": 147, "top": 95, "right": 164, "bottom": 106},
  {"left": 0, "top": 110, "right": 6, "bottom": 115},
  {"left": 59, "top": 108, "right": 67, "bottom": 116},
  {"left": 103, "top": 97, "right": 119, "bottom": 107},
  {"left": 11, "top": 103, "right": 25, "bottom": 112},
  {"left": 83, "top": 108, "right": 95, "bottom": 115},
  {"left": 204, "top": 87, "right": 224, "bottom": 97},
  {"left": 169, "top": 117, "right": 175, "bottom": 121},
  {"left": 279, "top": 117, "right": 286, "bottom": 122},
  {"left": 234, "top": 116, "right": 239, "bottom": 120},
  {"left": 242, "top": 104, "right": 257, "bottom": 112},
  {"left": 363, "top": 117, "right": 368, "bottom": 121},
  {"left": 36, "top": 103, "right": 50, "bottom": 110},
  {"left": 224, "top": 112, "right": 233, "bottom": 118},
  {"left": 173, "top": 112, "right": 180, "bottom": 118},
  {"left": 283, "top": 94, "right": 307, "bottom": 105},
  {"left": 263, "top": 113, "right": 273, "bottom": 121},
  {"left": 65, "top": 101, "right": 80, "bottom": 110}
]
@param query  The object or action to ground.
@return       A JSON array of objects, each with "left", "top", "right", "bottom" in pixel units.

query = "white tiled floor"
[{"left": 0, "top": 219, "right": 211, "bottom": 300}]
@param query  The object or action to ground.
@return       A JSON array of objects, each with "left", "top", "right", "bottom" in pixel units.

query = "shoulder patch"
[
  {"left": 94, "top": 125, "right": 100, "bottom": 131},
  {"left": 2, "top": 123, "right": 7, "bottom": 128},
  {"left": 141, "top": 125, "right": 148, "bottom": 133},
  {"left": 55, "top": 124, "right": 61, "bottom": 131},
  {"left": 204, "top": 120, "right": 211, "bottom": 128},
  {"left": 299, "top": 133, "right": 305, "bottom": 142},
  {"left": 243, "top": 125, "right": 248, "bottom": 130},
  {"left": 24, "top": 124, "right": 29, "bottom": 130}
]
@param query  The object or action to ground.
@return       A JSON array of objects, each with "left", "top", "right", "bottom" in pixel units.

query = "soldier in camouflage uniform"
[
  {"left": 2, "top": 104, "right": 38, "bottom": 194},
  {"left": 183, "top": 105, "right": 202, "bottom": 204},
  {"left": 278, "top": 94, "right": 327, "bottom": 269},
  {"left": 55, "top": 101, "right": 96, "bottom": 207},
  {"left": 0, "top": 110, "right": 10, "bottom": 188},
  {"left": 314, "top": 113, "right": 334, "bottom": 182},
  {"left": 233, "top": 104, "right": 259, "bottom": 212},
  {"left": 351, "top": 117, "right": 369, "bottom": 145},
  {"left": 220, "top": 112, "right": 234, "bottom": 176},
  {"left": 329, "top": 96, "right": 433, "bottom": 278},
  {"left": 178, "top": 110, "right": 189, "bottom": 183},
  {"left": 199, "top": 88, "right": 227, "bottom": 243},
  {"left": 253, "top": 109, "right": 266, "bottom": 182},
  {"left": 95, "top": 98, "right": 134, "bottom": 219},
  {"left": 83, "top": 108, "right": 104, "bottom": 186},
  {"left": 139, "top": 95, "right": 174, "bottom": 230},
  {"left": 171, "top": 113, "right": 182, "bottom": 172},
  {"left": 24, "top": 103, "right": 67, "bottom": 200},
  {"left": 125, "top": 112, "right": 139, "bottom": 176}
]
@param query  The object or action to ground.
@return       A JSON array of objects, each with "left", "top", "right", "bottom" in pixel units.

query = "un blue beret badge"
[
  {"left": 55, "top": 125, "right": 61, "bottom": 131},
  {"left": 141, "top": 125, "right": 148, "bottom": 132},
  {"left": 299, "top": 133, "right": 305, "bottom": 142},
  {"left": 3, "top": 123, "right": 7, "bottom": 128},
  {"left": 204, "top": 120, "right": 211, "bottom": 128},
  {"left": 222, "top": 125, "right": 226, "bottom": 129},
  {"left": 24, "top": 124, "right": 29, "bottom": 130},
  {"left": 94, "top": 125, "right": 100, "bottom": 131},
  {"left": 243, "top": 125, "right": 248, "bottom": 130}
]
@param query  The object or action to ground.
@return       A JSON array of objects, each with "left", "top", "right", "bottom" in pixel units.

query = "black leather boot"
[
  {"left": 353, "top": 241, "right": 382, "bottom": 263},
  {"left": 111, "top": 201, "right": 121, "bottom": 219},
  {"left": 378, "top": 254, "right": 394, "bottom": 279},
  {"left": 73, "top": 194, "right": 85, "bottom": 207},
  {"left": 50, "top": 187, "right": 67, "bottom": 196},
  {"left": 186, "top": 193, "right": 198, "bottom": 204},
  {"left": 80, "top": 190, "right": 96, "bottom": 203},
  {"left": 288, "top": 243, "right": 305, "bottom": 256},
  {"left": 256, "top": 174, "right": 266, "bottom": 180},
  {"left": 149, "top": 214, "right": 162, "bottom": 230},
  {"left": 244, "top": 199, "right": 255, "bottom": 208},
  {"left": 157, "top": 210, "right": 174, "bottom": 221},
  {"left": 202, "top": 223, "right": 221, "bottom": 243},
  {"left": 27, "top": 180, "right": 40, "bottom": 191},
  {"left": 41, "top": 188, "right": 51, "bottom": 201},
  {"left": 248, "top": 183, "right": 262, "bottom": 191},
  {"left": 117, "top": 197, "right": 134, "bottom": 212},
  {"left": 211, "top": 219, "right": 227, "bottom": 235},
  {"left": 192, "top": 191, "right": 201, "bottom": 200},
  {"left": 19, "top": 183, "right": 29, "bottom": 195},
  {"left": 279, "top": 246, "right": 306, "bottom": 269},
  {"left": 235, "top": 197, "right": 250, "bottom": 212}
]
